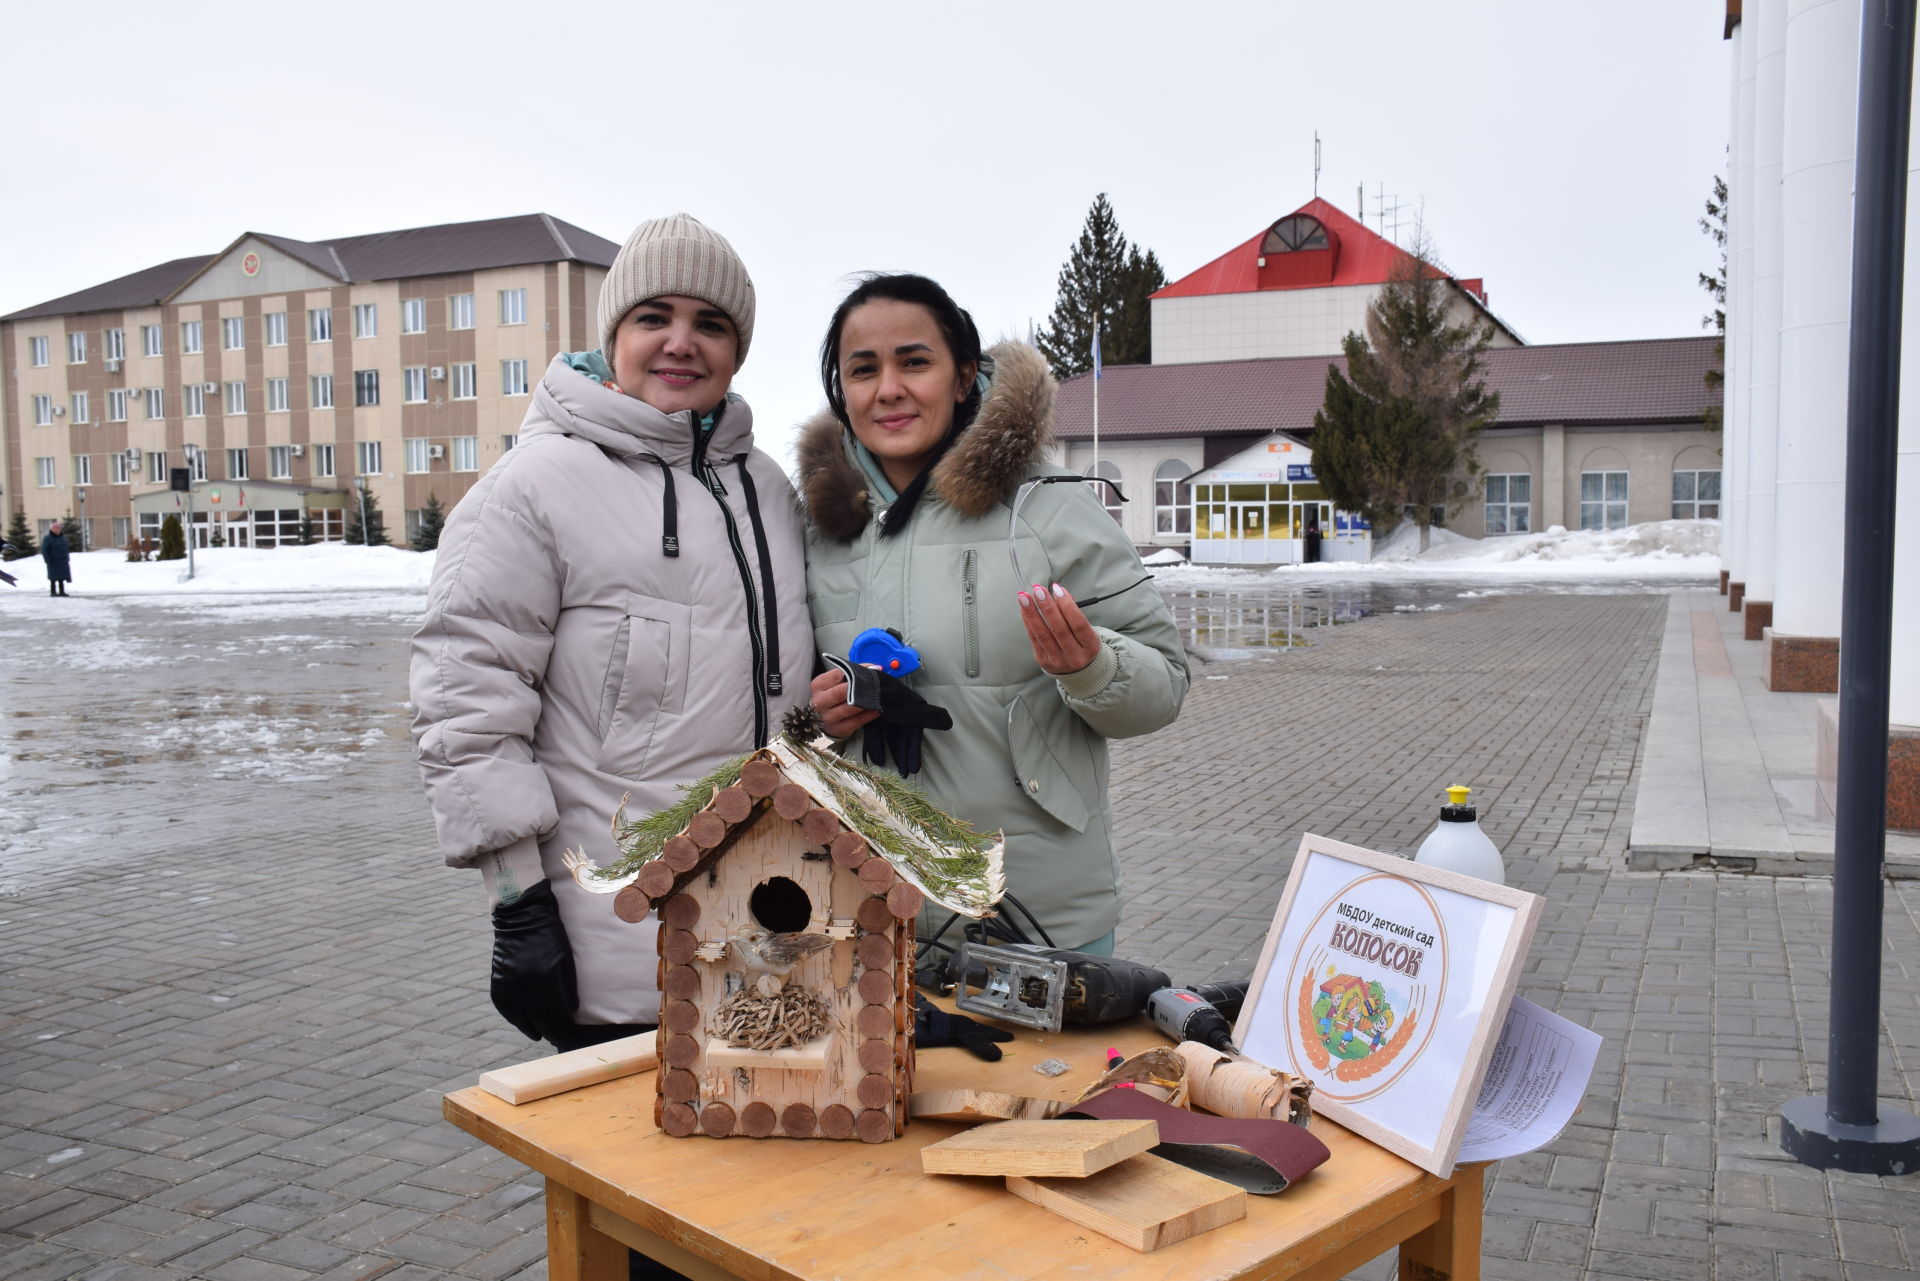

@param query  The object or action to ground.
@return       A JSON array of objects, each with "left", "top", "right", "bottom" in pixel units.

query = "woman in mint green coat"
[{"left": 798, "top": 274, "right": 1189, "bottom": 956}]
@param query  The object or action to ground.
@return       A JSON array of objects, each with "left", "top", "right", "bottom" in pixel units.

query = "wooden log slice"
[
  {"left": 772, "top": 783, "right": 811, "bottom": 820},
  {"left": 613, "top": 886, "right": 652, "bottom": 924},
  {"left": 802, "top": 808, "right": 842, "bottom": 845},
  {"left": 856, "top": 969, "right": 893, "bottom": 1006},
  {"left": 712, "top": 786, "right": 753, "bottom": 824},
  {"left": 855, "top": 897, "right": 893, "bottom": 934},
  {"left": 637, "top": 861, "right": 677, "bottom": 900},
  {"left": 661, "top": 1000, "right": 699, "bottom": 1034},
  {"left": 740, "top": 1102, "right": 778, "bottom": 1139},
  {"left": 739, "top": 759, "right": 782, "bottom": 798},
  {"left": 856, "top": 857, "right": 897, "bottom": 895},
  {"left": 885, "top": 882, "right": 925, "bottom": 921},
  {"left": 819, "top": 1104, "right": 855, "bottom": 1140},
  {"left": 830, "top": 831, "right": 869, "bottom": 870},
  {"left": 699, "top": 1102, "right": 736, "bottom": 1138},
  {"left": 856, "top": 934, "right": 893, "bottom": 971},
  {"left": 686, "top": 811, "right": 728, "bottom": 850},
  {"left": 662, "top": 835, "right": 701, "bottom": 873},
  {"left": 661, "top": 1103, "right": 698, "bottom": 1137},
  {"left": 856, "top": 1073, "right": 892, "bottom": 1110},
  {"left": 662, "top": 965, "right": 700, "bottom": 1002},
  {"left": 659, "top": 894, "right": 700, "bottom": 931},
  {"left": 780, "top": 1104, "right": 817, "bottom": 1137},
  {"left": 662, "top": 1034, "right": 701, "bottom": 1070},
  {"left": 661, "top": 930, "right": 698, "bottom": 967},
  {"left": 661, "top": 1069, "right": 697, "bottom": 1102},
  {"left": 858, "top": 1038, "right": 893, "bottom": 1075},
  {"left": 856, "top": 1109, "right": 893, "bottom": 1145},
  {"left": 856, "top": 1004, "right": 893, "bottom": 1039}
]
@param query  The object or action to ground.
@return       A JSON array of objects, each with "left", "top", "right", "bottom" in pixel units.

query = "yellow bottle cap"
[{"left": 1445, "top": 785, "right": 1471, "bottom": 806}]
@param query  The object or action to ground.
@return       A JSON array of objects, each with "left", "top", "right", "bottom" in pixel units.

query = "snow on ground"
[{"left": 2, "top": 543, "right": 435, "bottom": 597}]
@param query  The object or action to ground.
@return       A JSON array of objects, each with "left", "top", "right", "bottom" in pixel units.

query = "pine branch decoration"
[{"left": 594, "top": 751, "right": 751, "bottom": 880}]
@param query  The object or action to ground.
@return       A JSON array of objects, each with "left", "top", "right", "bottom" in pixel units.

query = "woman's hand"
[
  {"left": 1019, "top": 583, "right": 1104, "bottom": 676},
  {"left": 811, "top": 668, "right": 880, "bottom": 739}
]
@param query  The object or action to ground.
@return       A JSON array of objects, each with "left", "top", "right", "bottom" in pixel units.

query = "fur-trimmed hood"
[{"left": 796, "top": 341, "right": 1056, "bottom": 542}]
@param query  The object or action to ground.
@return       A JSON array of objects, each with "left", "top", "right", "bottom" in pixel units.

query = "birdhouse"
[{"left": 565, "top": 727, "right": 1004, "bottom": 1142}]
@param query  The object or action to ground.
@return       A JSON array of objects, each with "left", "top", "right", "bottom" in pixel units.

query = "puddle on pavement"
[{"left": 1165, "top": 581, "right": 1459, "bottom": 656}]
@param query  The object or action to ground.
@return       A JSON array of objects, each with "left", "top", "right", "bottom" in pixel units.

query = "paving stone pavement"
[{"left": 2, "top": 584, "right": 1917, "bottom": 1280}]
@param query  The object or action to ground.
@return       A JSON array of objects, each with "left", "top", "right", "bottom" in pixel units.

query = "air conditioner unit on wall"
[
  {"left": 428, "top": 444, "right": 446, "bottom": 460},
  {"left": 290, "top": 444, "right": 306, "bottom": 457},
  {"left": 106, "top": 359, "right": 121, "bottom": 373},
  {"left": 201, "top": 382, "right": 217, "bottom": 393},
  {"left": 52, "top": 406, "right": 65, "bottom": 416},
  {"left": 429, "top": 366, "right": 445, "bottom": 380},
  {"left": 124, "top": 447, "right": 141, "bottom": 465}
]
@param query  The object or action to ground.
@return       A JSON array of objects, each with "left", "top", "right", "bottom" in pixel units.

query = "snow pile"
[
  {"left": 3, "top": 543, "right": 435, "bottom": 596},
  {"left": 1371, "top": 522, "right": 1475, "bottom": 563},
  {"left": 1408, "top": 519, "right": 1720, "bottom": 568},
  {"left": 1140, "top": 547, "right": 1187, "bottom": 566}
]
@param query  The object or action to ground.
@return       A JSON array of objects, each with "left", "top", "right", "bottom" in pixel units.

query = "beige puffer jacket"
[{"left": 411, "top": 356, "right": 810, "bottom": 1024}]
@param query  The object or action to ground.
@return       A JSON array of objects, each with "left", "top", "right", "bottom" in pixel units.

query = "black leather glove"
[
  {"left": 915, "top": 994, "right": 1016, "bottom": 1061},
  {"left": 490, "top": 880, "right": 579, "bottom": 1045}
]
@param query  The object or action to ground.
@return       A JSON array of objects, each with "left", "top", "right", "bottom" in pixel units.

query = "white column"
[
  {"left": 1893, "top": 69, "right": 1920, "bottom": 729},
  {"left": 1772, "top": 0, "right": 1861, "bottom": 641},
  {"left": 1744, "top": 0, "right": 1790, "bottom": 613},
  {"left": 1723, "top": 20, "right": 1749, "bottom": 584}
]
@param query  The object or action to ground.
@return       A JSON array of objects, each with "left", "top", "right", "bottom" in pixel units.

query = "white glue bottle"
[{"left": 1413, "top": 785, "right": 1506, "bottom": 884}]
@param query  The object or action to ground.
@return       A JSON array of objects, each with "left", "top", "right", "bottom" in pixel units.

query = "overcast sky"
[{"left": 2, "top": 1, "right": 1731, "bottom": 468}]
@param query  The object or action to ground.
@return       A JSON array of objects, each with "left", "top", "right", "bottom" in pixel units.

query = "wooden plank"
[
  {"left": 703, "top": 1035, "right": 831, "bottom": 1071},
  {"left": 545, "top": 1177, "right": 626, "bottom": 1281},
  {"left": 477, "top": 1033, "right": 658, "bottom": 1106},
  {"left": 920, "top": 1119, "right": 1156, "bottom": 1178},
  {"left": 1006, "top": 1154, "right": 1247, "bottom": 1252},
  {"left": 908, "top": 1089, "right": 1065, "bottom": 1123}
]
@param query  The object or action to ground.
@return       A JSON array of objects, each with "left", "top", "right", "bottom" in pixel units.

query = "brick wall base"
[
  {"left": 1764, "top": 629, "right": 1839, "bottom": 693},
  {"left": 1817, "top": 700, "right": 1920, "bottom": 831}
]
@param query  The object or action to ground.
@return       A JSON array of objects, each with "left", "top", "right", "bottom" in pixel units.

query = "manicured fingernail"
[
  {"left": 1051, "top": 583, "right": 1066, "bottom": 599},
  {"left": 1032, "top": 584, "right": 1045, "bottom": 597},
  {"left": 1017, "top": 591, "right": 1031, "bottom": 608}
]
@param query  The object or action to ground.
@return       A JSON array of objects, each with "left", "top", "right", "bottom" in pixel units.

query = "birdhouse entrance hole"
[{"left": 750, "top": 876, "right": 812, "bottom": 933}]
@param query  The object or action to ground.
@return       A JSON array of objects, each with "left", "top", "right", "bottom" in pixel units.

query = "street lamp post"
[
  {"left": 182, "top": 444, "right": 200, "bottom": 582},
  {"left": 356, "top": 477, "right": 369, "bottom": 546},
  {"left": 73, "top": 488, "right": 87, "bottom": 553}
]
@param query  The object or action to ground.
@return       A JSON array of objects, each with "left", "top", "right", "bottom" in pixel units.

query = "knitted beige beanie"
[{"left": 597, "top": 214, "right": 755, "bottom": 368}]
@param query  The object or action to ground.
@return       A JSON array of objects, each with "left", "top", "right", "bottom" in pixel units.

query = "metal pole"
[
  {"left": 186, "top": 487, "right": 196, "bottom": 581},
  {"left": 1779, "top": 0, "right": 1920, "bottom": 1174}
]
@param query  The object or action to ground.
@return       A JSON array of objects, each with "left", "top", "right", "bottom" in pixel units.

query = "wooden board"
[
  {"left": 919, "top": 1119, "right": 1156, "bottom": 1178},
  {"left": 476, "top": 1032, "right": 658, "bottom": 1106},
  {"left": 1006, "top": 1153, "right": 1248, "bottom": 1252},
  {"left": 704, "top": 1036, "right": 831, "bottom": 1071},
  {"left": 908, "top": 1089, "right": 1065, "bottom": 1123}
]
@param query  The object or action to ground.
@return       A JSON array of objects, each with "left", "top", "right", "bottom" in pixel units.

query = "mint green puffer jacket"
[{"left": 796, "top": 343, "right": 1189, "bottom": 950}]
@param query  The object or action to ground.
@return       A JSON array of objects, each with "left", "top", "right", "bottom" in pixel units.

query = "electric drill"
[{"left": 1146, "top": 979, "right": 1251, "bottom": 1054}]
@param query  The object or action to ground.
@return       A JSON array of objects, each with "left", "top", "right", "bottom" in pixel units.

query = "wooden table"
[{"left": 444, "top": 1015, "right": 1483, "bottom": 1281}]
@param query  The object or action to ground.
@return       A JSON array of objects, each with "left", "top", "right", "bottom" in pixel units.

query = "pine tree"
[
  {"left": 410, "top": 494, "right": 446, "bottom": 552},
  {"left": 1311, "top": 229, "right": 1501, "bottom": 547},
  {"left": 1699, "top": 174, "right": 1727, "bottom": 429},
  {"left": 157, "top": 513, "right": 186, "bottom": 561},
  {"left": 3, "top": 509, "right": 34, "bottom": 561},
  {"left": 296, "top": 512, "right": 317, "bottom": 545},
  {"left": 347, "top": 487, "right": 389, "bottom": 547},
  {"left": 1035, "top": 194, "right": 1167, "bottom": 379}
]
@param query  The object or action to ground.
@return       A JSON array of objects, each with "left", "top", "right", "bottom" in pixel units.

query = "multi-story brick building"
[{"left": 1, "top": 213, "right": 615, "bottom": 550}]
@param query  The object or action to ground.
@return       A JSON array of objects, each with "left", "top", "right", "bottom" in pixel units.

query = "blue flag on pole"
[{"left": 1091, "top": 328, "right": 1102, "bottom": 381}]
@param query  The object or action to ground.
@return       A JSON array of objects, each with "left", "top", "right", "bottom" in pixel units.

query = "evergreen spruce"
[
  {"left": 1311, "top": 229, "right": 1501, "bottom": 547},
  {"left": 157, "top": 513, "right": 186, "bottom": 561},
  {"left": 1035, "top": 194, "right": 1167, "bottom": 380},
  {"left": 410, "top": 494, "right": 446, "bottom": 551},
  {"left": 3, "top": 509, "right": 35, "bottom": 561},
  {"left": 1699, "top": 174, "right": 1727, "bottom": 429},
  {"left": 296, "top": 512, "right": 317, "bottom": 545},
  {"left": 346, "top": 487, "right": 390, "bottom": 546}
]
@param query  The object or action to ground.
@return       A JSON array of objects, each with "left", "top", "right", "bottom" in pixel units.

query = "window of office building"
[
  {"left": 265, "top": 311, "right": 287, "bottom": 346},
  {"left": 450, "top": 362, "right": 476, "bottom": 400},
  {"left": 148, "top": 451, "right": 168, "bottom": 484},
  {"left": 111, "top": 452, "right": 131, "bottom": 485},
  {"left": 357, "top": 440, "right": 382, "bottom": 475},
  {"left": 1086, "top": 460, "right": 1124, "bottom": 523},
  {"left": 309, "top": 308, "right": 332, "bottom": 342},
  {"left": 353, "top": 304, "right": 377, "bottom": 339},
  {"left": 403, "top": 366, "right": 428, "bottom": 403},
  {"left": 449, "top": 293, "right": 475, "bottom": 330},
  {"left": 184, "top": 384, "right": 206, "bottom": 417},
  {"left": 36, "top": 457, "right": 56, "bottom": 487},
  {"left": 269, "top": 445, "right": 292, "bottom": 479},
  {"left": 107, "top": 389, "right": 128, "bottom": 423},
  {"left": 141, "top": 324, "right": 163, "bottom": 356},
  {"left": 144, "top": 387, "right": 164, "bottom": 419},
  {"left": 222, "top": 316, "right": 245, "bottom": 350},
  {"left": 501, "top": 359, "right": 528, "bottom": 396},
  {"left": 71, "top": 392, "right": 90, "bottom": 423},
  {"left": 452, "top": 435, "right": 478, "bottom": 472},
  {"left": 311, "top": 374, "right": 334, "bottom": 410},
  {"left": 73, "top": 454, "right": 93, "bottom": 485},
  {"left": 405, "top": 437, "right": 432, "bottom": 473},
  {"left": 33, "top": 395, "right": 52, "bottom": 426},
  {"left": 1672, "top": 469, "right": 1721, "bottom": 520},
  {"left": 500, "top": 288, "right": 527, "bottom": 325},
  {"left": 402, "top": 297, "right": 426, "bottom": 334},
  {"left": 1485, "top": 473, "right": 1532, "bottom": 534},
  {"left": 354, "top": 370, "right": 380, "bottom": 406},
  {"left": 105, "top": 328, "right": 124, "bottom": 360},
  {"left": 313, "top": 443, "right": 336, "bottom": 477},
  {"left": 267, "top": 378, "right": 288, "bottom": 412},
  {"left": 181, "top": 321, "right": 202, "bottom": 354},
  {"left": 1579, "top": 471, "right": 1629, "bottom": 531},
  {"left": 225, "top": 381, "right": 246, "bottom": 415},
  {"left": 29, "top": 335, "right": 49, "bottom": 366},
  {"left": 1153, "top": 459, "right": 1193, "bottom": 535},
  {"left": 68, "top": 331, "right": 87, "bottom": 363}
]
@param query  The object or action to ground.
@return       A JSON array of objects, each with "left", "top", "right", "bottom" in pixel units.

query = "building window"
[
  {"left": 354, "top": 370, "right": 380, "bottom": 406},
  {"left": 224, "top": 381, "right": 246, "bottom": 415},
  {"left": 181, "top": 321, "right": 203, "bottom": 355},
  {"left": 267, "top": 377, "right": 289, "bottom": 412},
  {"left": 269, "top": 445, "right": 292, "bottom": 479},
  {"left": 141, "top": 324, "right": 163, "bottom": 357},
  {"left": 357, "top": 440, "right": 382, "bottom": 475},
  {"left": 501, "top": 359, "right": 529, "bottom": 396},
  {"left": 144, "top": 387, "right": 165, "bottom": 419},
  {"left": 71, "top": 392, "right": 90, "bottom": 424},
  {"left": 310, "top": 374, "right": 334, "bottom": 410},
  {"left": 452, "top": 436, "right": 478, "bottom": 472},
  {"left": 308, "top": 308, "right": 332, "bottom": 342},
  {"left": 29, "top": 335, "right": 49, "bottom": 366},
  {"left": 1484, "top": 473, "right": 1532, "bottom": 534},
  {"left": 1579, "top": 471, "right": 1629, "bottom": 531},
  {"left": 1153, "top": 459, "right": 1193, "bottom": 535},
  {"left": 112, "top": 517, "right": 131, "bottom": 547},
  {"left": 313, "top": 443, "right": 336, "bottom": 477},
  {"left": 265, "top": 311, "right": 288, "bottom": 346},
  {"left": 1261, "top": 214, "right": 1330, "bottom": 254},
  {"left": 405, "top": 437, "right": 432, "bottom": 473},
  {"left": 353, "top": 303, "right": 377, "bottom": 339},
  {"left": 111, "top": 452, "right": 131, "bottom": 485},
  {"left": 450, "top": 362, "right": 477, "bottom": 400},
  {"left": 227, "top": 448, "right": 250, "bottom": 480},
  {"left": 1086, "top": 460, "right": 1124, "bottom": 524},
  {"left": 33, "top": 395, "right": 53, "bottom": 426},
  {"left": 37, "top": 457, "right": 56, "bottom": 487},
  {"left": 449, "top": 293, "right": 475, "bottom": 330},
  {"left": 107, "top": 389, "right": 128, "bottom": 423},
  {"left": 105, "top": 328, "right": 125, "bottom": 360},
  {"left": 403, "top": 366, "right": 428, "bottom": 403},
  {"left": 188, "top": 449, "right": 208, "bottom": 482},
  {"left": 501, "top": 433, "right": 517, "bottom": 452},
  {"left": 148, "top": 450, "right": 168, "bottom": 483},
  {"left": 68, "top": 331, "right": 87, "bottom": 364},
  {"left": 222, "top": 316, "right": 245, "bottom": 350},
  {"left": 1672, "top": 469, "right": 1721, "bottom": 519},
  {"left": 73, "top": 454, "right": 93, "bottom": 485},
  {"left": 184, "top": 384, "right": 206, "bottom": 417},
  {"left": 500, "top": 288, "right": 527, "bottom": 325},
  {"left": 402, "top": 297, "right": 426, "bottom": 334}
]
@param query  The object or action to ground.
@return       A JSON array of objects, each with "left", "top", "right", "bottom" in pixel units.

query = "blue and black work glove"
[
  {"left": 914, "top": 993, "right": 1016, "bottom": 1061},
  {"left": 824, "top": 650, "right": 952, "bottom": 777},
  {"left": 489, "top": 880, "right": 580, "bottom": 1045}
]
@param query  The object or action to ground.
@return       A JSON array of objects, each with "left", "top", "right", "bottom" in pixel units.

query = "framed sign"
[{"left": 1233, "top": 833, "right": 1541, "bottom": 1176}]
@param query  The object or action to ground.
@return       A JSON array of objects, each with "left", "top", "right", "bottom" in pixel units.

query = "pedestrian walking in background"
[
  {"left": 41, "top": 521, "right": 71, "bottom": 597},
  {"left": 410, "top": 215, "right": 810, "bottom": 1053}
]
